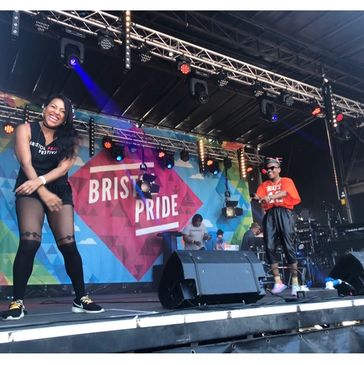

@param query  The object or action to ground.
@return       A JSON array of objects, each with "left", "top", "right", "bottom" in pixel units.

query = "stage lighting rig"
[
  {"left": 180, "top": 149, "right": 190, "bottom": 162},
  {"left": 205, "top": 157, "right": 220, "bottom": 175},
  {"left": 60, "top": 37, "right": 84, "bottom": 68},
  {"left": 136, "top": 173, "right": 160, "bottom": 200},
  {"left": 177, "top": 56, "right": 191, "bottom": 75},
  {"left": 98, "top": 32, "right": 115, "bottom": 51},
  {"left": 260, "top": 97, "right": 278, "bottom": 123},
  {"left": 189, "top": 77, "right": 209, "bottom": 104},
  {"left": 222, "top": 200, "right": 243, "bottom": 219}
]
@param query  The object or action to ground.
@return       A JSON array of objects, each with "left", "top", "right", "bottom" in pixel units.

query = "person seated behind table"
[
  {"left": 241, "top": 222, "right": 262, "bottom": 251},
  {"left": 182, "top": 213, "right": 211, "bottom": 250},
  {"left": 214, "top": 229, "right": 226, "bottom": 250}
]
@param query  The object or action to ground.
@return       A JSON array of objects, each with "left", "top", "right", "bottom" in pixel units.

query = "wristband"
[{"left": 39, "top": 175, "right": 47, "bottom": 185}]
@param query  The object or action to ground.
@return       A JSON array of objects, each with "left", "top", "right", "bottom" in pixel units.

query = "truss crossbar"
[
  {"left": 21, "top": 11, "right": 364, "bottom": 118},
  {"left": 0, "top": 101, "right": 264, "bottom": 165}
]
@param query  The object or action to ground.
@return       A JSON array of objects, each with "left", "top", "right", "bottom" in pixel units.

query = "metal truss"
[
  {"left": 21, "top": 10, "right": 364, "bottom": 118},
  {"left": 0, "top": 101, "right": 265, "bottom": 165}
]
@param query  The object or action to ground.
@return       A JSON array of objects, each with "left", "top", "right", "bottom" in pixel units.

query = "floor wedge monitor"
[{"left": 158, "top": 250, "right": 266, "bottom": 309}]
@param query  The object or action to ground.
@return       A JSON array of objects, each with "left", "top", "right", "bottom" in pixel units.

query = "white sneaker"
[
  {"left": 271, "top": 283, "right": 287, "bottom": 294},
  {"left": 291, "top": 284, "right": 301, "bottom": 296}
]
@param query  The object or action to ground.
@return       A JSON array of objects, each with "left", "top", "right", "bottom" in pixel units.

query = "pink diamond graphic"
[{"left": 69, "top": 147, "right": 202, "bottom": 280}]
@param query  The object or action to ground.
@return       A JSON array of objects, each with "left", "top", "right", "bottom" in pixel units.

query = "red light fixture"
[
  {"left": 311, "top": 105, "right": 322, "bottom": 117},
  {"left": 102, "top": 136, "right": 113, "bottom": 150},
  {"left": 177, "top": 56, "right": 191, "bottom": 75},
  {"left": 336, "top": 113, "right": 344, "bottom": 123}
]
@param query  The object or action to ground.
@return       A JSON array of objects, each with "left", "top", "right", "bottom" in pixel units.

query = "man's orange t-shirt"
[{"left": 256, "top": 177, "right": 301, "bottom": 211}]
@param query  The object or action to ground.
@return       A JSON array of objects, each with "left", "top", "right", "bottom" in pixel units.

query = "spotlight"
[
  {"left": 60, "top": 38, "right": 84, "bottom": 68},
  {"left": 33, "top": 13, "right": 51, "bottom": 33},
  {"left": 165, "top": 154, "right": 175, "bottom": 169},
  {"left": 102, "top": 136, "right": 113, "bottom": 150},
  {"left": 128, "top": 144, "right": 138, "bottom": 153},
  {"left": 205, "top": 157, "right": 220, "bottom": 175},
  {"left": 216, "top": 70, "right": 229, "bottom": 88},
  {"left": 281, "top": 92, "right": 294, "bottom": 107},
  {"left": 136, "top": 173, "right": 160, "bottom": 200},
  {"left": 3, "top": 122, "right": 15, "bottom": 135},
  {"left": 157, "top": 149, "right": 175, "bottom": 169},
  {"left": 222, "top": 200, "right": 243, "bottom": 219},
  {"left": 98, "top": 32, "right": 115, "bottom": 50},
  {"left": 260, "top": 98, "right": 278, "bottom": 122},
  {"left": 336, "top": 112, "right": 344, "bottom": 123},
  {"left": 223, "top": 156, "right": 232, "bottom": 170},
  {"left": 180, "top": 149, "right": 190, "bottom": 162},
  {"left": 111, "top": 143, "right": 125, "bottom": 161},
  {"left": 177, "top": 56, "right": 191, "bottom": 75},
  {"left": 189, "top": 78, "right": 209, "bottom": 104},
  {"left": 137, "top": 43, "right": 152, "bottom": 63},
  {"left": 252, "top": 82, "right": 264, "bottom": 98},
  {"left": 246, "top": 166, "right": 254, "bottom": 173},
  {"left": 310, "top": 102, "right": 323, "bottom": 117}
]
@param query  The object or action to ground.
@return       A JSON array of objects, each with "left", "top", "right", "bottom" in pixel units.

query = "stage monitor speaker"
[
  {"left": 158, "top": 250, "right": 266, "bottom": 309},
  {"left": 329, "top": 251, "right": 364, "bottom": 295}
]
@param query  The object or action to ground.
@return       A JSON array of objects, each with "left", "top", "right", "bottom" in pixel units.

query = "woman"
[{"left": 2, "top": 95, "right": 103, "bottom": 320}]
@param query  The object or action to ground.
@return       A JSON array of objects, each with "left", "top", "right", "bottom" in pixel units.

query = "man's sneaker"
[
  {"left": 271, "top": 283, "right": 287, "bottom": 294},
  {"left": 72, "top": 295, "right": 104, "bottom": 313},
  {"left": 2, "top": 299, "right": 25, "bottom": 320},
  {"left": 291, "top": 284, "right": 301, "bottom": 296}
]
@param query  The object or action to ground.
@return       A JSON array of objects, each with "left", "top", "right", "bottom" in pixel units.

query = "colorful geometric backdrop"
[{"left": 0, "top": 93, "right": 253, "bottom": 285}]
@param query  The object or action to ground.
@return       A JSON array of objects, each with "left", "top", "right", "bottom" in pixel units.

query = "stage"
[{"left": 1, "top": 288, "right": 364, "bottom": 353}]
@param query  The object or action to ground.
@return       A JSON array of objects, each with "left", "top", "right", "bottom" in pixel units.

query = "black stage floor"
[{"left": 1, "top": 289, "right": 364, "bottom": 353}]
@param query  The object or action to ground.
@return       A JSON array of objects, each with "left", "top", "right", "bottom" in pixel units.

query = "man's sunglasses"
[{"left": 266, "top": 166, "right": 278, "bottom": 171}]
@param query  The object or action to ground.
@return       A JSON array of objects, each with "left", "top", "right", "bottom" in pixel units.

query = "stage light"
[
  {"left": 60, "top": 38, "right": 84, "bottom": 69},
  {"left": 3, "top": 123, "right": 15, "bottom": 135},
  {"left": 157, "top": 149, "right": 175, "bottom": 169},
  {"left": 98, "top": 32, "right": 115, "bottom": 51},
  {"left": 336, "top": 112, "right": 344, "bottom": 123},
  {"left": 197, "top": 139, "right": 205, "bottom": 173},
  {"left": 190, "top": 78, "right": 209, "bottom": 104},
  {"left": 123, "top": 11, "right": 132, "bottom": 70},
  {"left": 102, "top": 136, "right": 113, "bottom": 150},
  {"left": 222, "top": 200, "right": 243, "bottom": 219},
  {"left": 311, "top": 104, "right": 322, "bottom": 117},
  {"left": 111, "top": 143, "right": 125, "bottom": 161},
  {"left": 216, "top": 70, "right": 229, "bottom": 88},
  {"left": 260, "top": 98, "right": 278, "bottom": 122},
  {"left": 136, "top": 173, "right": 160, "bottom": 200},
  {"left": 252, "top": 82, "right": 264, "bottom": 98},
  {"left": 237, "top": 148, "right": 246, "bottom": 179},
  {"left": 165, "top": 154, "right": 175, "bottom": 169},
  {"left": 177, "top": 56, "right": 191, "bottom": 75},
  {"left": 34, "top": 13, "right": 51, "bottom": 33},
  {"left": 180, "top": 149, "right": 190, "bottom": 162},
  {"left": 88, "top": 117, "right": 95, "bottom": 157},
  {"left": 281, "top": 91, "right": 294, "bottom": 107},
  {"left": 205, "top": 157, "right": 220, "bottom": 175},
  {"left": 11, "top": 11, "right": 20, "bottom": 38},
  {"left": 223, "top": 156, "right": 232, "bottom": 170},
  {"left": 246, "top": 166, "right": 254, "bottom": 173},
  {"left": 137, "top": 43, "right": 152, "bottom": 63}
]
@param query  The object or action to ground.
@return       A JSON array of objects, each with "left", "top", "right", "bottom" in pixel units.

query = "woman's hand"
[
  {"left": 15, "top": 177, "right": 44, "bottom": 196},
  {"left": 39, "top": 191, "right": 63, "bottom": 212}
]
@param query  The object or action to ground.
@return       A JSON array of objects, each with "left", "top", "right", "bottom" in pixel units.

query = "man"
[
  {"left": 182, "top": 214, "right": 211, "bottom": 250},
  {"left": 241, "top": 222, "right": 262, "bottom": 251},
  {"left": 251, "top": 158, "right": 301, "bottom": 296}
]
